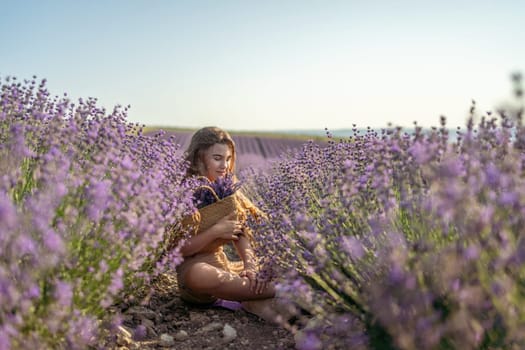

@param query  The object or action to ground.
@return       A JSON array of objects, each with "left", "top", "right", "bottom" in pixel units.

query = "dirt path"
[{"left": 103, "top": 273, "right": 296, "bottom": 350}]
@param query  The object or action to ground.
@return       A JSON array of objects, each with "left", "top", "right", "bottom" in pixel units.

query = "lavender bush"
[
  {"left": 0, "top": 76, "right": 193, "bottom": 349},
  {"left": 246, "top": 105, "right": 525, "bottom": 349}
]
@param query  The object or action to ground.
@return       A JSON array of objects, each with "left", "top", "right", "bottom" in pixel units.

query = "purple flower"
[
  {"left": 120, "top": 154, "right": 134, "bottom": 170},
  {"left": 87, "top": 179, "right": 112, "bottom": 204},
  {"left": 0, "top": 327, "right": 10, "bottom": 350},
  {"left": 0, "top": 193, "right": 17, "bottom": 229},
  {"left": 408, "top": 141, "right": 432, "bottom": 164},
  {"left": 438, "top": 157, "right": 464, "bottom": 178},
  {"left": 54, "top": 280, "right": 73, "bottom": 307},
  {"left": 15, "top": 235, "right": 36, "bottom": 256},
  {"left": 296, "top": 331, "right": 322, "bottom": 350},
  {"left": 66, "top": 314, "right": 98, "bottom": 347},
  {"left": 484, "top": 162, "right": 500, "bottom": 186},
  {"left": 498, "top": 191, "right": 518, "bottom": 207},
  {"left": 297, "top": 230, "right": 321, "bottom": 250},
  {"left": 43, "top": 229, "right": 64, "bottom": 253},
  {"left": 340, "top": 236, "right": 365, "bottom": 259},
  {"left": 108, "top": 268, "right": 123, "bottom": 295},
  {"left": 85, "top": 179, "right": 112, "bottom": 220},
  {"left": 463, "top": 245, "right": 480, "bottom": 260}
]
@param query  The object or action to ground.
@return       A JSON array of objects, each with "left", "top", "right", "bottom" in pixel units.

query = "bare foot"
[{"left": 241, "top": 299, "right": 296, "bottom": 331}]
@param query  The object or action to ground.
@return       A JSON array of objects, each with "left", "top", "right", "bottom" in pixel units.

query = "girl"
[{"left": 176, "top": 126, "right": 281, "bottom": 323}]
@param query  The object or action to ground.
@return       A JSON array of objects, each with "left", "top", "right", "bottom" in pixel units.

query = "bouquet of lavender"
[
  {"left": 193, "top": 174, "right": 242, "bottom": 209},
  {"left": 180, "top": 174, "right": 246, "bottom": 239}
]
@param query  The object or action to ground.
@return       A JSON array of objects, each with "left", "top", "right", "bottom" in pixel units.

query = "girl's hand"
[
  {"left": 212, "top": 212, "right": 244, "bottom": 241},
  {"left": 240, "top": 266, "right": 268, "bottom": 294}
]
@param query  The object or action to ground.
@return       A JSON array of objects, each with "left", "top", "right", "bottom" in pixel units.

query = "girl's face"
[{"left": 201, "top": 143, "right": 232, "bottom": 181}]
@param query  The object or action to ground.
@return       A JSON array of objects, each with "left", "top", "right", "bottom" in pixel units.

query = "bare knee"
[
  {"left": 183, "top": 263, "right": 274, "bottom": 301},
  {"left": 184, "top": 263, "right": 222, "bottom": 292}
]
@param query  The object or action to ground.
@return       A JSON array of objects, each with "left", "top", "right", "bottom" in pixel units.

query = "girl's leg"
[
  {"left": 184, "top": 262, "right": 295, "bottom": 325},
  {"left": 184, "top": 262, "right": 275, "bottom": 301}
]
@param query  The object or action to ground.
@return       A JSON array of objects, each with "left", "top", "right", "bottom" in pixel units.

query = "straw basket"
[
  {"left": 181, "top": 185, "right": 242, "bottom": 235},
  {"left": 163, "top": 185, "right": 261, "bottom": 252}
]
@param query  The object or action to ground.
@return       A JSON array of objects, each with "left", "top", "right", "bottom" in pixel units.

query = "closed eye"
[{"left": 212, "top": 155, "right": 232, "bottom": 162}]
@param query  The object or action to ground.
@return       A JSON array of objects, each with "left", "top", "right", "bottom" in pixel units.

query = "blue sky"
[{"left": 1, "top": 0, "right": 524, "bottom": 131}]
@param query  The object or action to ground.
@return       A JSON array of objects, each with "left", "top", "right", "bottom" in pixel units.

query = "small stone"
[
  {"left": 116, "top": 337, "right": 131, "bottom": 347},
  {"left": 200, "top": 322, "right": 223, "bottom": 333},
  {"left": 160, "top": 324, "right": 171, "bottom": 333},
  {"left": 117, "top": 325, "right": 133, "bottom": 339},
  {"left": 189, "top": 312, "right": 211, "bottom": 325},
  {"left": 141, "top": 317, "right": 155, "bottom": 329},
  {"left": 121, "top": 313, "right": 134, "bottom": 323},
  {"left": 174, "top": 321, "right": 186, "bottom": 327},
  {"left": 174, "top": 330, "right": 189, "bottom": 341},
  {"left": 116, "top": 326, "right": 133, "bottom": 347},
  {"left": 127, "top": 306, "right": 157, "bottom": 320},
  {"left": 140, "top": 317, "right": 157, "bottom": 337},
  {"left": 159, "top": 333, "right": 175, "bottom": 347},
  {"left": 222, "top": 323, "right": 237, "bottom": 343}
]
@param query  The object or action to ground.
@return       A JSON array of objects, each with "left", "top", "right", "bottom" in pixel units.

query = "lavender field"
[
  {"left": 145, "top": 129, "right": 323, "bottom": 172},
  {"left": 2, "top": 75, "right": 525, "bottom": 350}
]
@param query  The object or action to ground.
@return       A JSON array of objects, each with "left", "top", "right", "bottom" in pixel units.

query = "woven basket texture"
[
  {"left": 195, "top": 194, "right": 239, "bottom": 233},
  {"left": 165, "top": 185, "right": 260, "bottom": 252},
  {"left": 181, "top": 193, "right": 242, "bottom": 234}
]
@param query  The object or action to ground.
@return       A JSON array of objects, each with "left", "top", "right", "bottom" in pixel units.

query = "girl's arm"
[
  {"left": 234, "top": 235, "right": 270, "bottom": 294},
  {"left": 180, "top": 212, "right": 242, "bottom": 257},
  {"left": 233, "top": 235, "right": 257, "bottom": 270},
  {"left": 180, "top": 227, "right": 221, "bottom": 257}
]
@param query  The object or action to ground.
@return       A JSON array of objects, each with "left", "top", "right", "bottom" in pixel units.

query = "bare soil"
[{"left": 103, "top": 273, "right": 296, "bottom": 350}]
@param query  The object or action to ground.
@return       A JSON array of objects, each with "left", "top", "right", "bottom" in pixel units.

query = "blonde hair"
[
  {"left": 183, "top": 127, "right": 265, "bottom": 243},
  {"left": 184, "top": 126, "right": 236, "bottom": 177}
]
